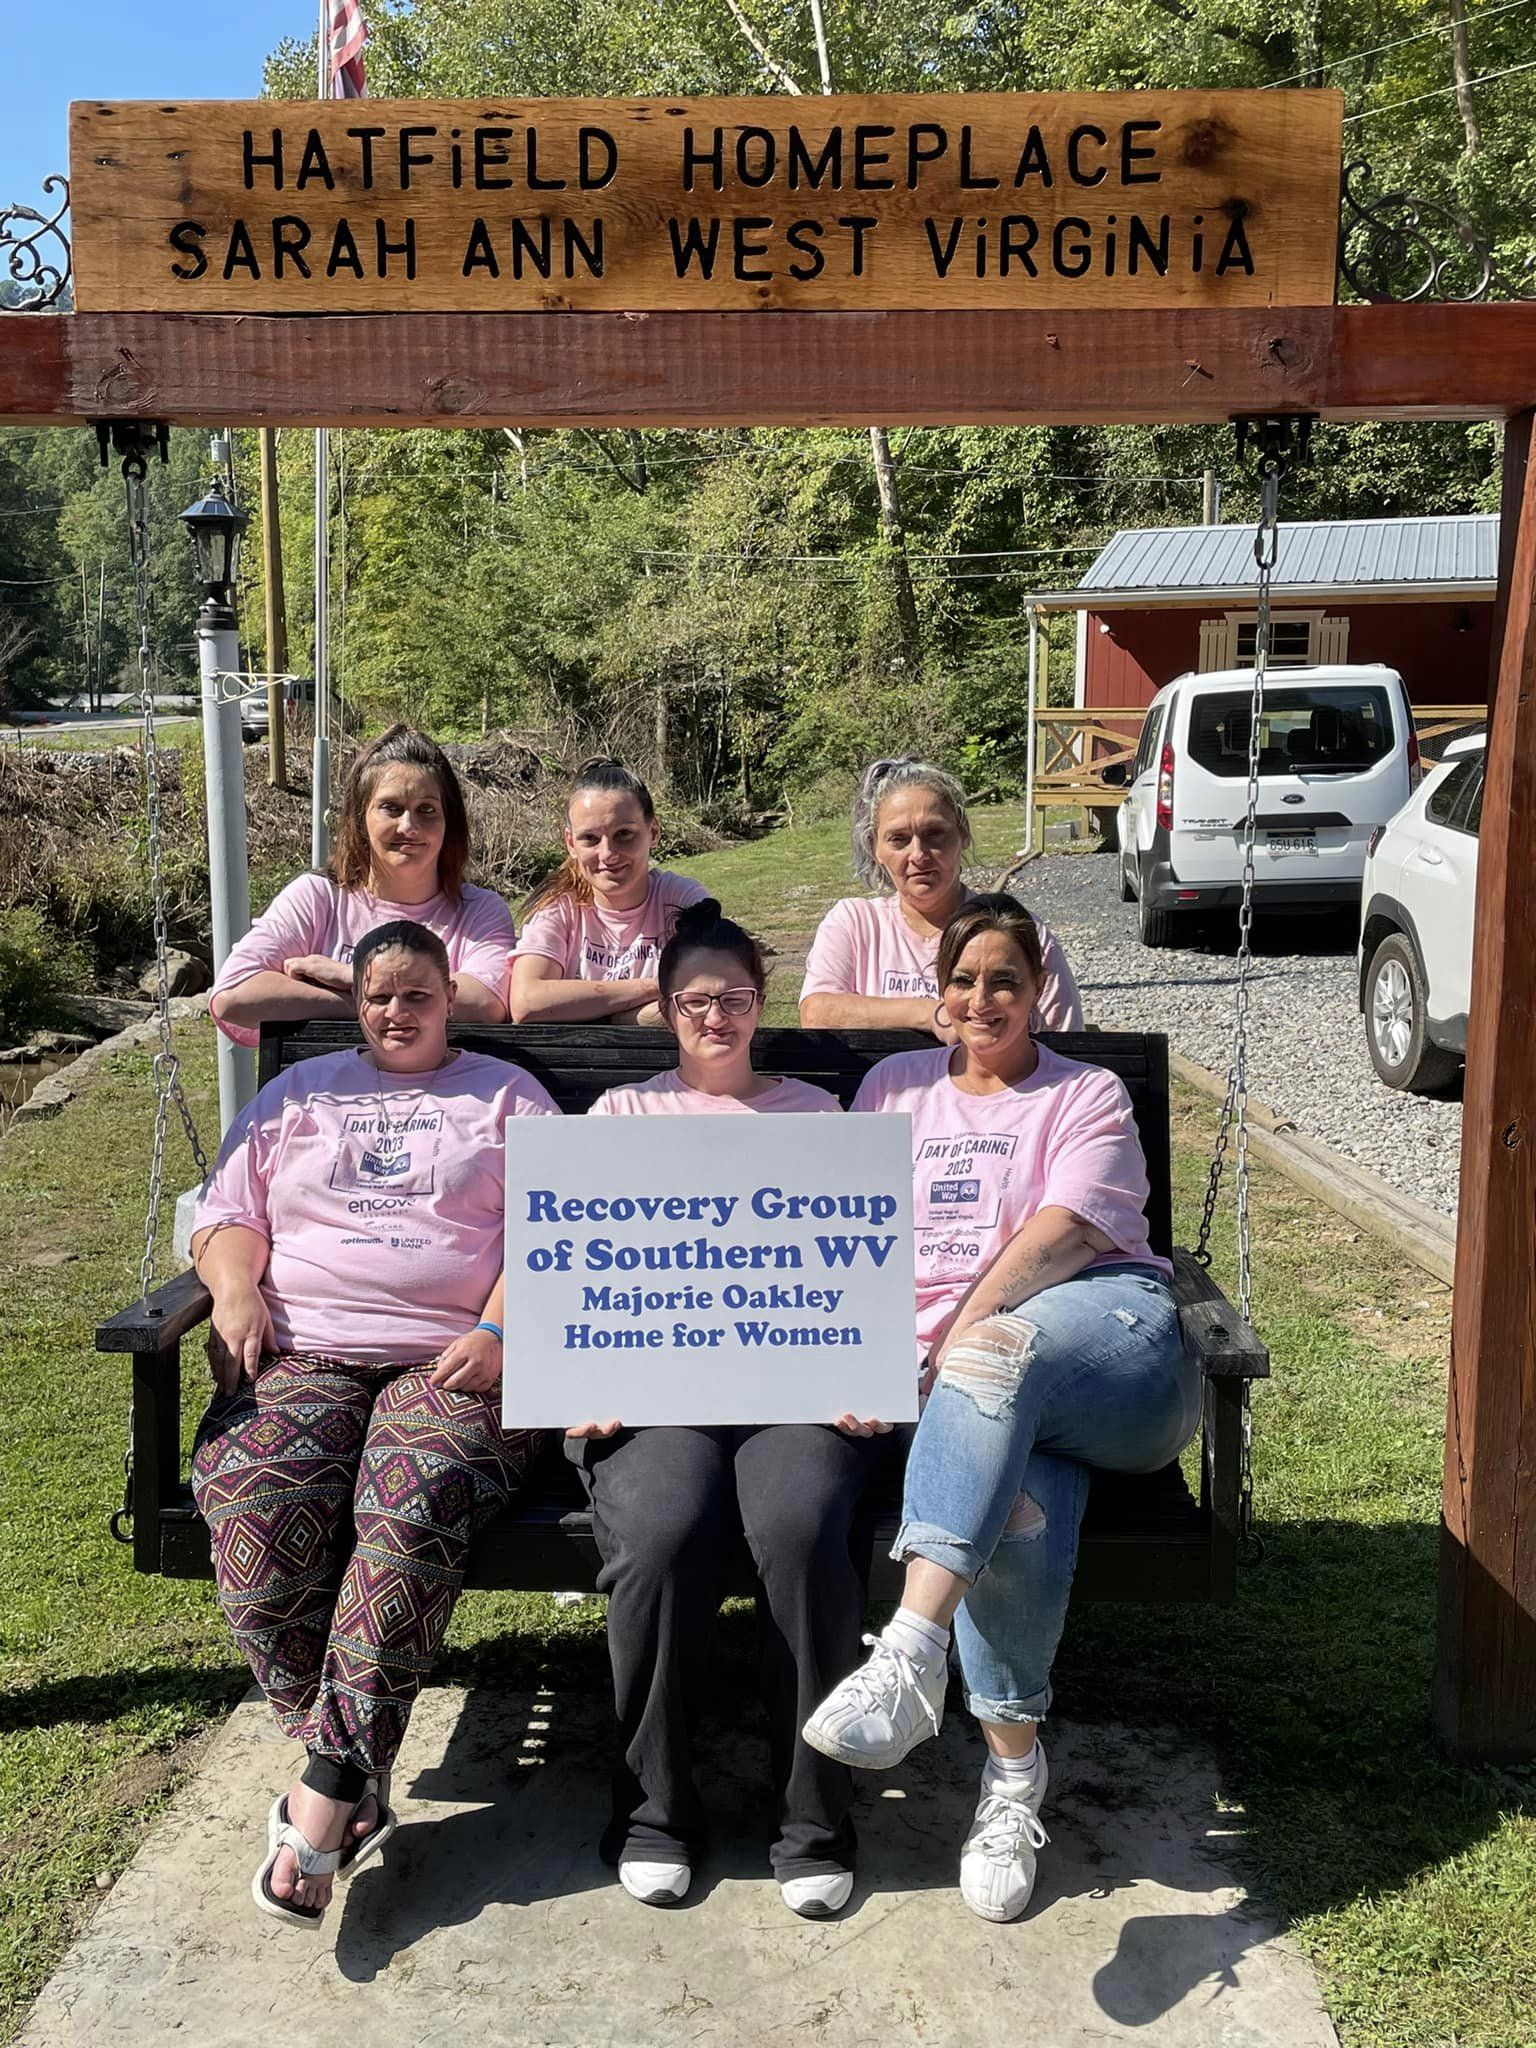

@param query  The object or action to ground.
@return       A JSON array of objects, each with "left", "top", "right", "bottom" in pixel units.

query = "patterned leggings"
[{"left": 191, "top": 1354, "right": 539, "bottom": 1773}]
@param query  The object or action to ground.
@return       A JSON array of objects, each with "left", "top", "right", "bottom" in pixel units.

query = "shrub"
[{"left": 0, "top": 907, "right": 86, "bottom": 1043}]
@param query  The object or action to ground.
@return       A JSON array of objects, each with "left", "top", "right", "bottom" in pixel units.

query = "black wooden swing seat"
[{"left": 96, "top": 1024, "right": 1267, "bottom": 1604}]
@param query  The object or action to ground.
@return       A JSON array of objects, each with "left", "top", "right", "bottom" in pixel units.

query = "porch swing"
[{"left": 93, "top": 416, "right": 1288, "bottom": 1608}]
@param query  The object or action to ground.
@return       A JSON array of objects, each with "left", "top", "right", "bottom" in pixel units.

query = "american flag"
[{"left": 328, "top": 0, "right": 367, "bottom": 98}]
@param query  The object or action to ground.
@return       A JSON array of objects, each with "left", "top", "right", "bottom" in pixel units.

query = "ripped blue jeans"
[{"left": 894, "top": 1264, "right": 1198, "bottom": 1725}]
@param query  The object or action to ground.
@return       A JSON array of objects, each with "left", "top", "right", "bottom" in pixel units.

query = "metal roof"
[{"left": 1080, "top": 514, "right": 1498, "bottom": 595}]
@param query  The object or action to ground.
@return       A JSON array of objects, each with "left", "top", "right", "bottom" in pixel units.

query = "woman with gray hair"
[{"left": 799, "top": 759, "right": 1082, "bottom": 1037}]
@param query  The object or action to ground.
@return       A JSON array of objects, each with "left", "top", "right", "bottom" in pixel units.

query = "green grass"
[
  {"left": 3, "top": 721, "right": 201, "bottom": 757},
  {"left": 0, "top": 808, "right": 1532, "bottom": 2046}
]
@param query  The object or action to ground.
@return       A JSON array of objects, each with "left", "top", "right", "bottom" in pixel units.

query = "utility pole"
[
  {"left": 94, "top": 562, "right": 106, "bottom": 712},
  {"left": 1202, "top": 469, "right": 1221, "bottom": 525},
  {"left": 258, "top": 427, "right": 289, "bottom": 790},
  {"left": 78, "top": 563, "right": 92, "bottom": 711}
]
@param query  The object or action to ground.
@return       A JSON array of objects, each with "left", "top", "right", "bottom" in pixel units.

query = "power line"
[
  {"left": 1344, "top": 52, "right": 1536, "bottom": 121},
  {"left": 1265, "top": 0, "right": 1536, "bottom": 88}
]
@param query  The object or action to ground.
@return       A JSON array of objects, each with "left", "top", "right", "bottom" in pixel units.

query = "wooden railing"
[{"left": 1030, "top": 703, "right": 1488, "bottom": 823}]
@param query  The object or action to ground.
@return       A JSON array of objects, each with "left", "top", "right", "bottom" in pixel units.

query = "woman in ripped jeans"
[{"left": 803, "top": 893, "right": 1199, "bottom": 1925}]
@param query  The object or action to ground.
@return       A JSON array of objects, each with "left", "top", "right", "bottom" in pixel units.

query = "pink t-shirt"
[
  {"left": 800, "top": 894, "right": 1084, "bottom": 1033},
  {"left": 195, "top": 1046, "right": 559, "bottom": 1363},
  {"left": 853, "top": 1042, "right": 1169, "bottom": 1358},
  {"left": 588, "top": 1070, "right": 842, "bottom": 1117},
  {"left": 514, "top": 869, "right": 709, "bottom": 984},
  {"left": 212, "top": 872, "right": 515, "bottom": 1049}
]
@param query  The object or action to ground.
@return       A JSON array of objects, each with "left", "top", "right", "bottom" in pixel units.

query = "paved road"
[{"left": 1013, "top": 850, "right": 1463, "bottom": 1217}]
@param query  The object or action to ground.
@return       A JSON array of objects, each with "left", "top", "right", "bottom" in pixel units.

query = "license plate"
[{"left": 1266, "top": 833, "right": 1318, "bottom": 857}]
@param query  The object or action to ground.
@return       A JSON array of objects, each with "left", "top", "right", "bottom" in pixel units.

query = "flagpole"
[{"left": 311, "top": 0, "right": 331, "bottom": 870}]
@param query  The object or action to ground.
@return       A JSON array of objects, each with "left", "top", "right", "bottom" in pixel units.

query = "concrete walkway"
[{"left": 19, "top": 1687, "right": 1338, "bottom": 2048}]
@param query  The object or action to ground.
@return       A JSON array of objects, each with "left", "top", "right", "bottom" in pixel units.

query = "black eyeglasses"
[{"left": 665, "top": 987, "right": 761, "bottom": 1019}]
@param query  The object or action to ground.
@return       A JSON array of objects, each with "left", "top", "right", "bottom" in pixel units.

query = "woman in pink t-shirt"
[
  {"left": 211, "top": 725, "right": 513, "bottom": 1049},
  {"left": 508, "top": 758, "right": 707, "bottom": 1022},
  {"left": 804, "top": 895, "right": 1198, "bottom": 1926},
  {"left": 572, "top": 899, "right": 889, "bottom": 1923},
  {"left": 799, "top": 757, "right": 1083, "bottom": 1038},
  {"left": 192, "top": 920, "right": 558, "bottom": 1932}
]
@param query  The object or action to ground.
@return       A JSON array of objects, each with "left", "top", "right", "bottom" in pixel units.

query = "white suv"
[
  {"left": 1109, "top": 664, "right": 1420, "bottom": 947},
  {"left": 1358, "top": 735, "right": 1484, "bottom": 1091}
]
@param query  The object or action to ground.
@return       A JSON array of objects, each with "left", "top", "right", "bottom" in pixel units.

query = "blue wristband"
[{"left": 475, "top": 1320, "right": 504, "bottom": 1342}]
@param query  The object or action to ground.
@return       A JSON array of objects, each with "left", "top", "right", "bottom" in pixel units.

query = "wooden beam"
[
  {"left": 4, "top": 303, "right": 1536, "bottom": 429},
  {"left": 1434, "top": 409, "right": 1536, "bottom": 1759}
]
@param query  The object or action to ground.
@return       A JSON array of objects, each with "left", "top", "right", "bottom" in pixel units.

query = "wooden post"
[
  {"left": 1434, "top": 409, "right": 1536, "bottom": 1758},
  {"left": 258, "top": 427, "right": 288, "bottom": 791}
]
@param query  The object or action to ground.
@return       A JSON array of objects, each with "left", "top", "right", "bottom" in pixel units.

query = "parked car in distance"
[
  {"left": 1358, "top": 732, "right": 1485, "bottom": 1091},
  {"left": 1107, "top": 663, "right": 1422, "bottom": 947},
  {"left": 240, "top": 675, "right": 318, "bottom": 740}
]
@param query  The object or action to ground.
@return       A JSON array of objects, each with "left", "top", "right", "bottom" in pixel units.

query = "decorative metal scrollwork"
[
  {"left": 0, "top": 176, "right": 71, "bottom": 310},
  {"left": 1338, "top": 159, "right": 1493, "bottom": 304}
]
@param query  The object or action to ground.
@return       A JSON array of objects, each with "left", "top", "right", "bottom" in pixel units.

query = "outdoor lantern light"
[{"left": 179, "top": 475, "right": 249, "bottom": 607}]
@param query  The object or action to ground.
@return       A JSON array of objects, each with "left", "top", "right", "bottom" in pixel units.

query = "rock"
[
  {"left": 60, "top": 994, "right": 153, "bottom": 1033},
  {"left": 136, "top": 950, "right": 210, "bottom": 1000},
  {"left": 27, "top": 1029, "right": 95, "bottom": 1056},
  {"left": 0, "top": 1045, "right": 39, "bottom": 1066}
]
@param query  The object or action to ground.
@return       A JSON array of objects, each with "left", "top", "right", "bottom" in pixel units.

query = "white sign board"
[{"left": 502, "top": 1113, "right": 918, "bottom": 1429}]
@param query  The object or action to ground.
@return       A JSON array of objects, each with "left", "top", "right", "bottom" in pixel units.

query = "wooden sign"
[{"left": 69, "top": 92, "right": 1342, "bottom": 315}]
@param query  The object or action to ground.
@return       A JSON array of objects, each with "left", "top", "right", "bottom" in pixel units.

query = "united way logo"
[
  {"left": 930, "top": 1178, "right": 981, "bottom": 1207},
  {"left": 361, "top": 1149, "right": 412, "bottom": 1180}
]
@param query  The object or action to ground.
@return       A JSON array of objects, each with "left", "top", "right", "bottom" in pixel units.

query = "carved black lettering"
[
  {"left": 346, "top": 126, "right": 385, "bottom": 189},
  {"left": 241, "top": 130, "right": 282, "bottom": 190},
  {"left": 326, "top": 218, "right": 365, "bottom": 279},
  {"left": 1013, "top": 127, "right": 1053, "bottom": 188},
  {"left": 667, "top": 215, "right": 721, "bottom": 277},
  {"left": 1052, "top": 216, "right": 1092, "bottom": 277},
  {"left": 924, "top": 217, "right": 965, "bottom": 278},
  {"left": 526, "top": 127, "right": 566, "bottom": 191},
  {"left": 272, "top": 216, "right": 312, "bottom": 280},
  {"left": 853, "top": 125, "right": 896, "bottom": 190},
  {"left": 565, "top": 217, "right": 604, "bottom": 278},
  {"left": 475, "top": 128, "right": 514, "bottom": 190},
  {"left": 733, "top": 215, "right": 773, "bottom": 281},
  {"left": 1128, "top": 214, "right": 1169, "bottom": 275},
  {"left": 1067, "top": 125, "right": 1108, "bottom": 186},
  {"left": 681, "top": 127, "right": 724, "bottom": 194},
  {"left": 906, "top": 124, "right": 949, "bottom": 189},
  {"left": 398, "top": 127, "right": 437, "bottom": 189},
  {"left": 999, "top": 215, "right": 1039, "bottom": 277},
  {"left": 223, "top": 220, "right": 260, "bottom": 280},
  {"left": 785, "top": 217, "right": 825, "bottom": 280},
  {"left": 511, "top": 217, "right": 552, "bottom": 279},
  {"left": 1191, "top": 212, "right": 1205, "bottom": 274},
  {"left": 735, "top": 127, "right": 777, "bottom": 188},
  {"left": 838, "top": 215, "right": 876, "bottom": 276},
  {"left": 462, "top": 216, "right": 499, "bottom": 277},
  {"left": 376, "top": 217, "right": 417, "bottom": 279},
  {"left": 1121, "top": 121, "right": 1162, "bottom": 184},
  {"left": 168, "top": 221, "right": 207, "bottom": 281},
  {"left": 785, "top": 127, "right": 842, "bottom": 189},
  {"left": 295, "top": 130, "right": 335, "bottom": 191},
  {"left": 959, "top": 126, "right": 998, "bottom": 190},
  {"left": 579, "top": 127, "right": 618, "bottom": 190},
  {"left": 1214, "top": 212, "right": 1255, "bottom": 276}
]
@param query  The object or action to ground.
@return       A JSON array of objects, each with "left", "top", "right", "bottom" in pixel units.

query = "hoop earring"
[{"left": 934, "top": 1003, "right": 951, "bottom": 1028}]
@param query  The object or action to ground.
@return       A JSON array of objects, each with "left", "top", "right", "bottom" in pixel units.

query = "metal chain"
[
  {"left": 111, "top": 433, "right": 210, "bottom": 1545},
  {"left": 1193, "top": 417, "right": 1312, "bottom": 1563}
]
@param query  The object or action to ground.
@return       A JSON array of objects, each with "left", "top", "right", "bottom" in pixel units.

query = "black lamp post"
[{"left": 179, "top": 475, "right": 249, "bottom": 614}]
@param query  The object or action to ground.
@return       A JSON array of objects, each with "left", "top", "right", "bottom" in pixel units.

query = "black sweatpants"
[{"left": 568, "top": 1423, "right": 889, "bottom": 1879}]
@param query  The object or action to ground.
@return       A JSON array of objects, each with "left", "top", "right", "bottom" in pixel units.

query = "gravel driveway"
[{"left": 1009, "top": 850, "right": 1464, "bottom": 1218}]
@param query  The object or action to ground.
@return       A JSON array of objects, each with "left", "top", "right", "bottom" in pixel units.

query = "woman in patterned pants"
[{"left": 190, "top": 918, "right": 559, "bottom": 1929}]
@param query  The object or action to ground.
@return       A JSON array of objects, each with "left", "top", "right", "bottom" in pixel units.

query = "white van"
[{"left": 1108, "top": 663, "right": 1420, "bottom": 947}]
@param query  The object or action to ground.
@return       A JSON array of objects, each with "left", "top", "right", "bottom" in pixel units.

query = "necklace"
[{"left": 370, "top": 1050, "right": 458, "bottom": 1139}]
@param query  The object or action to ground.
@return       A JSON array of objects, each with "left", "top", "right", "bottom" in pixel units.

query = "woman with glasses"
[
  {"left": 799, "top": 757, "right": 1083, "bottom": 1039},
  {"left": 569, "top": 899, "right": 891, "bottom": 1922}
]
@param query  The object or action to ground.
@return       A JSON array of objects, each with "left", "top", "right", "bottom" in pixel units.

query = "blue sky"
[{"left": 5, "top": 4, "right": 314, "bottom": 213}]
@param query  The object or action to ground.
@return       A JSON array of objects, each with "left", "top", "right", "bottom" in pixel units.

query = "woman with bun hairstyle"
[
  {"left": 803, "top": 894, "right": 1195, "bottom": 1927},
  {"left": 508, "top": 758, "right": 707, "bottom": 1023},
  {"left": 799, "top": 758, "right": 1082, "bottom": 1040},
  {"left": 569, "top": 900, "right": 890, "bottom": 1922},
  {"left": 211, "top": 725, "right": 512, "bottom": 1046}
]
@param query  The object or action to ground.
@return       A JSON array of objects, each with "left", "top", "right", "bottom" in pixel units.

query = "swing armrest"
[
  {"left": 96, "top": 1268, "right": 213, "bottom": 1353},
  {"left": 1171, "top": 1249, "right": 1269, "bottom": 1379}
]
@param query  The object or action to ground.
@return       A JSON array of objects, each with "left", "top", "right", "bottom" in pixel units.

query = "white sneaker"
[
  {"left": 619, "top": 1858, "right": 690, "bottom": 1906},
  {"left": 779, "top": 1869, "right": 853, "bottom": 1919},
  {"left": 801, "top": 1633, "right": 946, "bottom": 1769},
  {"left": 959, "top": 1748, "right": 1050, "bottom": 1923}
]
